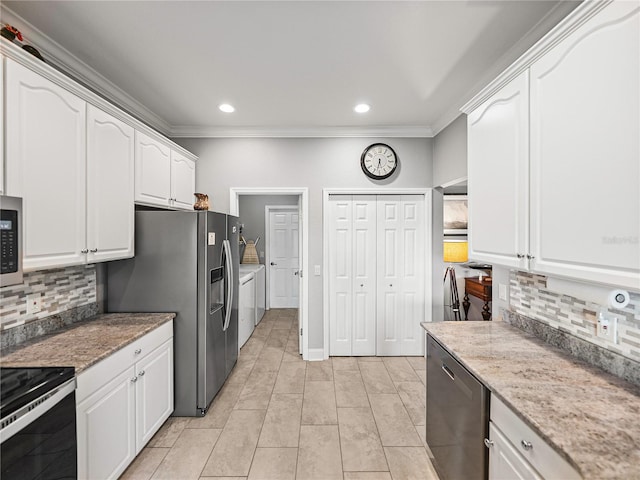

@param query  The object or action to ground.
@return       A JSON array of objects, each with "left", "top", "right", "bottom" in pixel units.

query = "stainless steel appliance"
[
  {"left": 426, "top": 333, "right": 488, "bottom": 480},
  {"left": 107, "top": 210, "right": 239, "bottom": 416},
  {"left": 0, "top": 196, "right": 23, "bottom": 287},
  {"left": 1, "top": 366, "right": 77, "bottom": 479}
]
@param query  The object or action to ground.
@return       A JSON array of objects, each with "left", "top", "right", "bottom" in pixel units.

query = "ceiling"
[{"left": 2, "top": 1, "right": 579, "bottom": 137}]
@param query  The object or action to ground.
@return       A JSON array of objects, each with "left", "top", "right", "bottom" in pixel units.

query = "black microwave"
[{"left": 1, "top": 195, "right": 23, "bottom": 287}]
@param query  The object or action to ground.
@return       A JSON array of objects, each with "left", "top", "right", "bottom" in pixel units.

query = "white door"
[
  {"left": 5, "top": 59, "right": 87, "bottom": 271},
  {"left": 268, "top": 208, "right": 299, "bottom": 308},
  {"left": 135, "top": 339, "right": 173, "bottom": 452},
  {"left": 376, "top": 195, "right": 425, "bottom": 356},
  {"left": 86, "top": 105, "right": 135, "bottom": 263},
  {"left": 467, "top": 70, "right": 529, "bottom": 270},
  {"left": 135, "top": 131, "right": 171, "bottom": 207},
  {"left": 77, "top": 366, "right": 136, "bottom": 480},
  {"left": 529, "top": 0, "right": 640, "bottom": 289},
  {"left": 170, "top": 151, "right": 196, "bottom": 210},
  {"left": 328, "top": 195, "right": 377, "bottom": 356}
]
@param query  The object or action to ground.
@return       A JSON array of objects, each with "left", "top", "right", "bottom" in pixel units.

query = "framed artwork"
[{"left": 443, "top": 195, "right": 468, "bottom": 236}]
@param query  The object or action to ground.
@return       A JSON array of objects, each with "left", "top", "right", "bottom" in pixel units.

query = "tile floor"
[{"left": 121, "top": 309, "right": 440, "bottom": 480}]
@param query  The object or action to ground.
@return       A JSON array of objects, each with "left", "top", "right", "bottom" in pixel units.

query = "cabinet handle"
[
  {"left": 526, "top": 254, "right": 535, "bottom": 260},
  {"left": 81, "top": 249, "right": 89, "bottom": 254},
  {"left": 516, "top": 253, "right": 525, "bottom": 259},
  {"left": 138, "top": 370, "right": 145, "bottom": 377},
  {"left": 134, "top": 348, "right": 142, "bottom": 355},
  {"left": 484, "top": 438, "right": 494, "bottom": 448},
  {"left": 130, "top": 377, "right": 138, "bottom": 383},
  {"left": 521, "top": 440, "right": 533, "bottom": 451},
  {"left": 90, "top": 248, "right": 98, "bottom": 253}
]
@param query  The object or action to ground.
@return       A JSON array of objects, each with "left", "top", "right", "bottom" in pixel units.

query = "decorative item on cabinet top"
[
  {"left": 1, "top": 24, "right": 45, "bottom": 62},
  {"left": 193, "top": 193, "right": 209, "bottom": 210},
  {"left": 241, "top": 237, "right": 260, "bottom": 264}
]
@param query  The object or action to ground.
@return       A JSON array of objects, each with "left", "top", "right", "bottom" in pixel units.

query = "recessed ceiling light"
[
  {"left": 354, "top": 103, "right": 370, "bottom": 113},
  {"left": 219, "top": 103, "right": 235, "bottom": 113}
]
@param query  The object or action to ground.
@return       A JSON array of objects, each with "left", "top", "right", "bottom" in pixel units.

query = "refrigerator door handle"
[{"left": 222, "top": 239, "right": 233, "bottom": 331}]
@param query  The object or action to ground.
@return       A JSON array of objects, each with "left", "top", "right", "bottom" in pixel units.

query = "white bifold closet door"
[{"left": 328, "top": 194, "right": 425, "bottom": 356}]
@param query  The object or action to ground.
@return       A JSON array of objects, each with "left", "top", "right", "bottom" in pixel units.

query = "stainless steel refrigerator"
[{"left": 107, "top": 210, "right": 239, "bottom": 416}]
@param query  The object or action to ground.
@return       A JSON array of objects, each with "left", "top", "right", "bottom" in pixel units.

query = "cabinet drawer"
[
  {"left": 491, "top": 396, "right": 581, "bottom": 480},
  {"left": 77, "top": 321, "right": 173, "bottom": 403}
]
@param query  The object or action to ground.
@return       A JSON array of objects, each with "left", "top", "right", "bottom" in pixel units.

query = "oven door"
[{"left": 1, "top": 379, "right": 77, "bottom": 479}]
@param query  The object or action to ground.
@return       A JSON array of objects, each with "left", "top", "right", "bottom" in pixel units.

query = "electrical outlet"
[
  {"left": 314, "top": 265, "right": 321, "bottom": 276},
  {"left": 597, "top": 312, "right": 618, "bottom": 343},
  {"left": 26, "top": 293, "right": 42, "bottom": 314}
]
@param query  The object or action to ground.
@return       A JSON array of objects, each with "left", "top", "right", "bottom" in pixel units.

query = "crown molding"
[
  {"left": 169, "top": 125, "right": 434, "bottom": 138},
  {"left": 0, "top": 5, "right": 172, "bottom": 136},
  {"left": 460, "top": 0, "right": 611, "bottom": 114}
]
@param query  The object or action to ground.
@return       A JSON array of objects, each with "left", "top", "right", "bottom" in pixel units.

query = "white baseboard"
[{"left": 307, "top": 348, "right": 326, "bottom": 361}]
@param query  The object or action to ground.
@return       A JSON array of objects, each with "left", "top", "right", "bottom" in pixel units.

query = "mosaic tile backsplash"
[
  {"left": 0, "top": 265, "right": 97, "bottom": 330},
  {"left": 510, "top": 271, "right": 640, "bottom": 361}
]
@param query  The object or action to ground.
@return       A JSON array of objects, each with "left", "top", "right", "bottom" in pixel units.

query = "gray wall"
[
  {"left": 238, "top": 194, "right": 299, "bottom": 264},
  {"left": 432, "top": 114, "right": 467, "bottom": 188},
  {"left": 175, "top": 137, "right": 433, "bottom": 350}
]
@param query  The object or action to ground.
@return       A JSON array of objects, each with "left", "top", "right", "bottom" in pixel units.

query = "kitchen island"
[{"left": 422, "top": 320, "right": 640, "bottom": 480}]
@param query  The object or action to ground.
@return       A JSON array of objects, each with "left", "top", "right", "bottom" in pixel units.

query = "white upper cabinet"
[
  {"left": 135, "top": 131, "right": 172, "bottom": 208},
  {"left": 170, "top": 150, "right": 196, "bottom": 210},
  {"left": 529, "top": 0, "right": 640, "bottom": 289},
  {"left": 87, "top": 105, "right": 135, "bottom": 262},
  {"left": 5, "top": 58, "right": 87, "bottom": 270},
  {"left": 1, "top": 55, "right": 4, "bottom": 196},
  {"left": 464, "top": 1, "right": 640, "bottom": 290},
  {"left": 135, "top": 132, "right": 196, "bottom": 211},
  {"left": 467, "top": 71, "right": 529, "bottom": 270}
]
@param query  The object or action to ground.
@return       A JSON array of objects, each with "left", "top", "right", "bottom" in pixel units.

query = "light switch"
[
  {"left": 499, "top": 284, "right": 508, "bottom": 301},
  {"left": 314, "top": 265, "right": 321, "bottom": 276}
]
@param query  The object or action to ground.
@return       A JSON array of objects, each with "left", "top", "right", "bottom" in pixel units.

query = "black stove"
[
  {"left": 0, "top": 367, "right": 77, "bottom": 479},
  {"left": 0, "top": 366, "right": 75, "bottom": 419}
]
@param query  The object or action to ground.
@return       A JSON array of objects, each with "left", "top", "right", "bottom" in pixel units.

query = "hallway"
[{"left": 121, "top": 308, "right": 439, "bottom": 479}]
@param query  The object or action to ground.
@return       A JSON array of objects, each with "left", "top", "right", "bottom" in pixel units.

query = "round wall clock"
[{"left": 360, "top": 143, "right": 398, "bottom": 180}]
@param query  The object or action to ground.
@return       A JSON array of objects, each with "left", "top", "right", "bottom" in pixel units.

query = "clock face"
[{"left": 361, "top": 143, "right": 398, "bottom": 179}]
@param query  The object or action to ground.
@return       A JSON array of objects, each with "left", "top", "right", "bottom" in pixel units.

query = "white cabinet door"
[
  {"left": 135, "top": 131, "right": 171, "bottom": 207},
  {"left": 170, "top": 150, "right": 196, "bottom": 210},
  {"left": 467, "top": 70, "right": 529, "bottom": 270},
  {"left": 135, "top": 339, "right": 174, "bottom": 451},
  {"left": 86, "top": 105, "right": 135, "bottom": 263},
  {"left": 529, "top": 1, "right": 640, "bottom": 290},
  {"left": 77, "top": 366, "right": 136, "bottom": 480},
  {"left": 5, "top": 59, "right": 87, "bottom": 271},
  {"left": 488, "top": 422, "right": 542, "bottom": 480},
  {"left": 376, "top": 195, "right": 425, "bottom": 356}
]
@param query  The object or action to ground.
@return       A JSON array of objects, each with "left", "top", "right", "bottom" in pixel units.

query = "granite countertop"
[
  {"left": 422, "top": 321, "right": 640, "bottom": 480},
  {"left": 0, "top": 313, "right": 175, "bottom": 373}
]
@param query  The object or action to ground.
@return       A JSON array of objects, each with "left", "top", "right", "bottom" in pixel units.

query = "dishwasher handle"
[{"left": 442, "top": 363, "right": 455, "bottom": 381}]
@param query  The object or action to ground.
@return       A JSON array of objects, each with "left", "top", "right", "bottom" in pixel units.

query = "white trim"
[
  {"left": 460, "top": 0, "right": 611, "bottom": 114},
  {"left": 171, "top": 125, "right": 433, "bottom": 138},
  {"left": 307, "top": 349, "right": 326, "bottom": 362},
  {"left": 437, "top": 176, "right": 468, "bottom": 190},
  {"left": 322, "top": 187, "right": 433, "bottom": 359},
  {"left": 230, "top": 187, "right": 310, "bottom": 361},
  {"left": 265, "top": 205, "right": 300, "bottom": 311}
]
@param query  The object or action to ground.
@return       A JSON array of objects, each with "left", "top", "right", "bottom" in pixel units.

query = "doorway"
[{"left": 230, "top": 187, "right": 309, "bottom": 361}]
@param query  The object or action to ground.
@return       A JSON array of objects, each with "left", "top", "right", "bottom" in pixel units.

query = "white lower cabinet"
[
  {"left": 487, "top": 396, "right": 580, "bottom": 480},
  {"left": 76, "top": 322, "right": 173, "bottom": 480}
]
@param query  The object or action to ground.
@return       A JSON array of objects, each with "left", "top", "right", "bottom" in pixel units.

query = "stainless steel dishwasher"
[{"left": 426, "top": 333, "right": 488, "bottom": 480}]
